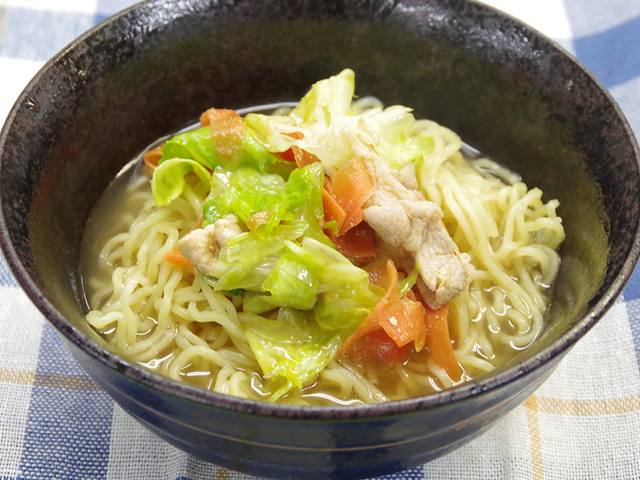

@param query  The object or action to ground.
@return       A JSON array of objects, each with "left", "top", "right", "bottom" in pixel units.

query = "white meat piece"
[
  {"left": 177, "top": 226, "right": 219, "bottom": 274},
  {"left": 361, "top": 155, "right": 472, "bottom": 309},
  {"left": 177, "top": 214, "right": 242, "bottom": 275},
  {"left": 413, "top": 220, "right": 472, "bottom": 309},
  {"left": 213, "top": 214, "right": 243, "bottom": 246},
  {"left": 364, "top": 190, "right": 442, "bottom": 251},
  {"left": 396, "top": 162, "right": 420, "bottom": 190}
]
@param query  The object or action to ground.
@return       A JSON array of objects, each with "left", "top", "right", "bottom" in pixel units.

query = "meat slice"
[
  {"left": 361, "top": 155, "right": 472, "bottom": 309},
  {"left": 413, "top": 219, "right": 471, "bottom": 309},
  {"left": 177, "top": 214, "right": 243, "bottom": 275}
]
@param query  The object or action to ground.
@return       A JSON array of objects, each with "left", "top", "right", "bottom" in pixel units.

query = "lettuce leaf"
[
  {"left": 152, "top": 125, "right": 292, "bottom": 207},
  {"left": 206, "top": 163, "right": 332, "bottom": 293},
  {"left": 160, "top": 126, "right": 219, "bottom": 169},
  {"left": 151, "top": 158, "right": 212, "bottom": 206},
  {"left": 244, "top": 307, "right": 346, "bottom": 397},
  {"left": 242, "top": 238, "right": 381, "bottom": 394},
  {"left": 232, "top": 133, "right": 287, "bottom": 174},
  {"left": 160, "top": 125, "right": 284, "bottom": 172},
  {"left": 359, "top": 105, "right": 436, "bottom": 169},
  {"left": 246, "top": 68, "right": 435, "bottom": 171},
  {"left": 243, "top": 113, "right": 294, "bottom": 154},
  {"left": 203, "top": 167, "right": 286, "bottom": 229},
  {"left": 244, "top": 69, "right": 360, "bottom": 170},
  {"left": 210, "top": 228, "right": 299, "bottom": 291},
  {"left": 282, "top": 162, "right": 329, "bottom": 244},
  {"left": 203, "top": 162, "right": 328, "bottom": 241},
  {"left": 282, "top": 238, "right": 381, "bottom": 330},
  {"left": 261, "top": 251, "right": 320, "bottom": 310},
  {"left": 291, "top": 68, "right": 355, "bottom": 125}
]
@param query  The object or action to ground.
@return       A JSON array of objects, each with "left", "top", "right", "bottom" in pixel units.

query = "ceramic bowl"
[{"left": 1, "top": 0, "right": 639, "bottom": 479}]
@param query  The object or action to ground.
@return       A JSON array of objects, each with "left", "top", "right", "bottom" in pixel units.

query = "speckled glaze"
[{"left": 1, "top": 1, "right": 639, "bottom": 478}]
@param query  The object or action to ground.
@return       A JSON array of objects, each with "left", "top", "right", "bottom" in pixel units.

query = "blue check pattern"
[{"left": 1, "top": 1, "right": 640, "bottom": 479}]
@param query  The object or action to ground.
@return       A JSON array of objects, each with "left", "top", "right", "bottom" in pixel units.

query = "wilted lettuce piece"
[
  {"left": 361, "top": 105, "right": 436, "bottom": 168},
  {"left": 244, "top": 69, "right": 360, "bottom": 170},
  {"left": 246, "top": 68, "right": 435, "bottom": 171},
  {"left": 243, "top": 113, "right": 293, "bottom": 154},
  {"left": 211, "top": 227, "right": 301, "bottom": 291},
  {"left": 160, "top": 126, "right": 219, "bottom": 169},
  {"left": 291, "top": 68, "right": 355, "bottom": 125},
  {"left": 244, "top": 68, "right": 356, "bottom": 154},
  {"left": 282, "top": 238, "right": 382, "bottom": 330},
  {"left": 245, "top": 308, "right": 346, "bottom": 396},
  {"left": 314, "top": 270, "right": 381, "bottom": 331},
  {"left": 151, "top": 159, "right": 212, "bottom": 206},
  {"left": 203, "top": 163, "right": 329, "bottom": 244},
  {"left": 203, "top": 167, "right": 286, "bottom": 228},
  {"left": 262, "top": 252, "right": 319, "bottom": 310},
  {"left": 236, "top": 133, "right": 286, "bottom": 173},
  {"left": 397, "top": 262, "right": 420, "bottom": 296},
  {"left": 240, "top": 235, "right": 380, "bottom": 324},
  {"left": 153, "top": 125, "right": 292, "bottom": 207},
  {"left": 282, "top": 162, "right": 330, "bottom": 245},
  {"left": 160, "top": 125, "right": 284, "bottom": 172},
  {"left": 242, "top": 293, "right": 279, "bottom": 315},
  {"left": 314, "top": 292, "right": 374, "bottom": 332},
  {"left": 207, "top": 164, "right": 335, "bottom": 298}
]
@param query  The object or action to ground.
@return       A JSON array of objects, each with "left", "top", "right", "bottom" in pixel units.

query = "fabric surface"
[{"left": 1, "top": 1, "right": 639, "bottom": 479}]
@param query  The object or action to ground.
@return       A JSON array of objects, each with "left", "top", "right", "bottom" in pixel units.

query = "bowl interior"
[{"left": 1, "top": 0, "right": 639, "bottom": 408}]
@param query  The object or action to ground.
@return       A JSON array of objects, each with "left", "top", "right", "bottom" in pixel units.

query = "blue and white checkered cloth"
[{"left": 1, "top": 1, "right": 640, "bottom": 479}]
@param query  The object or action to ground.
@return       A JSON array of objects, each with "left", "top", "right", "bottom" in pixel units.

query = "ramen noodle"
[{"left": 81, "top": 69, "right": 565, "bottom": 405}]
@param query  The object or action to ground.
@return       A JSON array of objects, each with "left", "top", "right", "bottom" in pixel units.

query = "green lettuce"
[
  {"left": 245, "top": 68, "right": 436, "bottom": 170},
  {"left": 242, "top": 239, "right": 382, "bottom": 394},
  {"left": 244, "top": 69, "right": 359, "bottom": 170},
  {"left": 360, "top": 105, "right": 436, "bottom": 169},
  {"left": 151, "top": 125, "right": 293, "bottom": 207},
  {"left": 160, "top": 126, "right": 219, "bottom": 169},
  {"left": 242, "top": 237, "right": 381, "bottom": 323},
  {"left": 151, "top": 159, "right": 212, "bottom": 206},
  {"left": 290, "top": 68, "right": 355, "bottom": 125},
  {"left": 210, "top": 226, "right": 302, "bottom": 291},
  {"left": 205, "top": 163, "right": 333, "bottom": 294},
  {"left": 203, "top": 167, "right": 286, "bottom": 229},
  {"left": 244, "top": 307, "right": 347, "bottom": 399},
  {"left": 282, "top": 238, "right": 381, "bottom": 331},
  {"left": 262, "top": 251, "right": 320, "bottom": 310},
  {"left": 160, "top": 125, "right": 284, "bottom": 173},
  {"left": 203, "top": 162, "right": 328, "bottom": 240}
]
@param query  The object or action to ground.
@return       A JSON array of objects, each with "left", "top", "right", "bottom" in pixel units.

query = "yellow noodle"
[{"left": 83, "top": 117, "right": 564, "bottom": 405}]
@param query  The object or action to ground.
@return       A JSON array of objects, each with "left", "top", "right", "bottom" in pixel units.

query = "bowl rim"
[{"left": 2, "top": 0, "right": 640, "bottom": 420}]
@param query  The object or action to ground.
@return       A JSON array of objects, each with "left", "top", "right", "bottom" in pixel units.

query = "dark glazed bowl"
[{"left": 1, "top": 0, "right": 639, "bottom": 478}]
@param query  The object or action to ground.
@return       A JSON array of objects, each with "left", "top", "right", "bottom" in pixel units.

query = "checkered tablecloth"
[{"left": 1, "top": 1, "right": 640, "bottom": 479}]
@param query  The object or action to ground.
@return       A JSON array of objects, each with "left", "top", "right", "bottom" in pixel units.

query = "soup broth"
[{"left": 81, "top": 70, "right": 564, "bottom": 406}]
